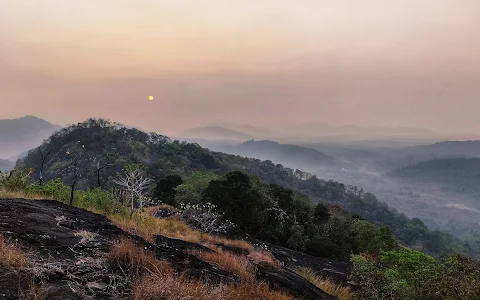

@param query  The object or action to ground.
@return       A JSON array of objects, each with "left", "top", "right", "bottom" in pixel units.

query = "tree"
[
  {"left": 37, "top": 147, "right": 51, "bottom": 186},
  {"left": 174, "top": 171, "right": 220, "bottom": 204},
  {"left": 113, "top": 164, "right": 153, "bottom": 215},
  {"left": 314, "top": 203, "right": 330, "bottom": 223},
  {"left": 153, "top": 175, "right": 183, "bottom": 205},
  {"left": 92, "top": 155, "right": 113, "bottom": 188},
  {"left": 64, "top": 142, "right": 87, "bottom": 205}
]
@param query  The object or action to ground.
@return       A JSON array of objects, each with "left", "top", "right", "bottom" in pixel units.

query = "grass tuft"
[
  {"left": 295, "top": 267, "right": 354, "bottom": 300},
  {"left": 0, "top": 233, "right": 29, "bottom": 270},
  {"left": 247, "top": 250, "right": 281, "bottom": 269},
  {"left": 189, "top": 248, "right": 254, "bottom": 280},
  {"left": 19, "top": 281, "right": 46, "bottom": 300},
  {"left": 108, "top": 239, "right": 172, "bottom": 280}
]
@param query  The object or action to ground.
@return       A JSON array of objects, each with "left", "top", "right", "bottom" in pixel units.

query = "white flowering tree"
[{"left": 113, "top": 164, "right": 153, "bottom": 215}]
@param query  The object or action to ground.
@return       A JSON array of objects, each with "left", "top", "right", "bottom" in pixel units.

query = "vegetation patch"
[
  {"left": 0, "top": 233, "right": 29, "bottom": 270},
  {"left": 296, "top": 267, "right": 354, "bottom": 300}
]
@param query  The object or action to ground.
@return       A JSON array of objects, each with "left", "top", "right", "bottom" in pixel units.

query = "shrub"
[
  {"left": 25, "top": 179, "right": 70, "bottom": 202},
  {"left": 177, "top": 202, "right": 235, "bottom": 234},
  {"left": 350, "top": 249, "right": 480, "bottom": 300},
  {"left": 75, "top": 188, "right": 116, "bottom": 214},
  {"left": 0, "top": 168, "right": 33, "bottom": 191}
]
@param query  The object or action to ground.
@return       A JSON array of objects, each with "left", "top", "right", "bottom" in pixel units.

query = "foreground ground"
[{"left": 0, "top": 198, "right": 350, "bottom": 299}]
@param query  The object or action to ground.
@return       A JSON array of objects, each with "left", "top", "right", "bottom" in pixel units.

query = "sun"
[{"left": 148, "top": 95, "right": 154, "bottom": 101}]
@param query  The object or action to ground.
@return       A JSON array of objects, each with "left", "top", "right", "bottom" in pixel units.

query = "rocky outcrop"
[
  {"left": 249, "top": 238, "right": 351, "bottom": 284},
  {"left": 256, "top": 263, "right": 336, "bottom": 300},
  {"left": 0, "top": 198, "right": 342, "bottom": 300}
]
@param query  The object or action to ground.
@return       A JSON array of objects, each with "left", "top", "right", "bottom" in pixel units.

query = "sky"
[{"left": 1, "top": 0, "right": 479, "bottom": 136}]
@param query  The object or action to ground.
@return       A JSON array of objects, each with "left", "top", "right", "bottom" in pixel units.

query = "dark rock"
[
  {"left": 255, "top": 264, "right": 337, "bottom": 300},
  {"left": 247, "top": 238, "right": 351, "bottom": 285}
]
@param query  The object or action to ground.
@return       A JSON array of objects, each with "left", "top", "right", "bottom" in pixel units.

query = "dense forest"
[{"left": 16, "top": 118, "right": 480, "bottom": 259}]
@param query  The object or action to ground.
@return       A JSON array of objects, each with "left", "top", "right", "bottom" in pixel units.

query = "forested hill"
[
  {"left": 17, "top": 119, "right": 478, "bottom": 258},
  {"left": 388, "top": 157, "right": 480, "bottom": 195},
  {"left": 211, "top": 139, "right": 348, "bottom": 171}
]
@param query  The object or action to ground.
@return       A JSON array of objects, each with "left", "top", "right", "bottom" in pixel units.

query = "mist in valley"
[{"left": 190, "top": 137, "right": 480, "bottom": 242}]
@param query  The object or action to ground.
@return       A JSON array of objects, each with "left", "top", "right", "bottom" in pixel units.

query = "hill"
[
  {"left": 16, "top": 118, "right": 479, "bottom": 258},
  {"left": 0, "top": 158, "right": 13, "bottom": 171},
  {"left": 212, "top": 140, "right": 347, "bottom": 172},
  {"left": 0, "top": 115, "right": 62, "bottom": 158},
  {"left": 180, "top": 126, "right": 252, "bottom": 141},
  {"left": 283, "top": 123, "right": 439, "bottom": 140},
  {"left": 407, "top": 140, "right": 480, "bottom": 157},
  {"left": 388, "top": 157, "right": 480, "bottom": 195}
]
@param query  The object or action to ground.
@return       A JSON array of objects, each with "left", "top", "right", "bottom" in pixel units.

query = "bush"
[
  {"left": 177, "top": 202, "right": 235, "bottom": 234},
  {"left": 0, "top": 168, "right": 33, "bottom": 191},
  {"left": 75, "top": 188, "right": 117, "bottom": 214},
  {"left": 25, "top": 179, "right": 70, "bottom": 202},
  {"left": 351, "top": 249, "right": 480, "bottom": 300}
]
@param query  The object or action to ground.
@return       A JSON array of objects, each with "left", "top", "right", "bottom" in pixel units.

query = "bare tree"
[
  {"left": 65, "top": 142, "right": 87, "bottom": 206},
  {"left": 92, "top": 156, "right": 113, "bottom": 188},
  {"left": 113, "top": 166, "right": 152, "bottom": 216},
  {"left": 37, "top": 148, "right": 51, "bottom": 186}
]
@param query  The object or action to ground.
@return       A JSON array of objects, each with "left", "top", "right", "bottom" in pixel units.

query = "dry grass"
[
  {"left": 117, "top": 238, "right": 292, "bottom": 300},
  {"left": 0, "top": 233, "right": 29, "bottom": 270},
  {"left": 108, "top": 209, "right": 253, "bottom": 254},
  {"left": 133, "top": 274, "right": 213, "bottom": 300},
  {"left": 296, "top": 267, "right": 354, "bottom": 300},
  {"left": 108, "top": 239, "right": 173, "bottom": 280},
  {"left": 189, "top": 248, "right": 254, "bottom": 280},
  {"left": 107, "top": 210, "right": 195, "bottom": 243},
  {"left": 133, "top": 270, "right": 293, "bottom": 300},
  {"left": 222, "top": 280, "right": 293, "bottom": 300},
  {"left": 0, "top": 189, "right": 47, "bottom": 200},
  {"left": 19, "top": 281, "right": 47, "bottom": 300},
  {"left": 247, "top": 250, "right": 281, "bottom": 269},
  {"left": 203, "top": 235, "right": 254, "bottom": 253}
]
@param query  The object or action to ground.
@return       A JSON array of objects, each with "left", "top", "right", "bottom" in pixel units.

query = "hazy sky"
[{"left": 1, "top": 0, "right": 479, "bottom": 135}]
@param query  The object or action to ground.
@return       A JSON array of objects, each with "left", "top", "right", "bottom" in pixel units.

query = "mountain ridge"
[{"left": 0, "top": 115, "right": 62, "bottom": 158}]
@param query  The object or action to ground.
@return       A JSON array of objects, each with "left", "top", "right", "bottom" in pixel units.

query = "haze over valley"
[{"left": 2, "top": 1, "right": 480, "bottom": 298}]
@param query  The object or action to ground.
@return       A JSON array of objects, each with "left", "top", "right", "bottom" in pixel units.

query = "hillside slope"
[
  {"left": 16, "top": 118, "right": 478, "bottom": 258},
  {"left": 212, "top": 140, "right": 348, "bottom": 171},
  {"left": 388, "top": 157, "right": 480, "bottom": 195}
]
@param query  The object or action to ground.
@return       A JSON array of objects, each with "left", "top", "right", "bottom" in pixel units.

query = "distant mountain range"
[
  {"left": 179, "top": 123, "right": 444, "bottom": 143},
  {"left": 0, "top": 116, "right": 62, "bottom": 158},
  {"left": 180, "top": 126, "right": 252, "bottom": 141},
  {"left": 200, "top": 139, "right": 351, "bottom": 172},
  {"left": 0, "top": 158, "right": 13, "bottom": 171}
]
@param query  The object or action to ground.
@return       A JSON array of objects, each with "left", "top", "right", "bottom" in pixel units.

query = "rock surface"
[
  {"left": 0, "top": 198, "right": 341, "bottom": 299},
  {"left": 256, "top": 263, "right": 337, "bottom": 300}
]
